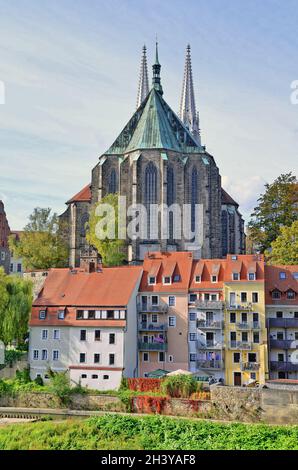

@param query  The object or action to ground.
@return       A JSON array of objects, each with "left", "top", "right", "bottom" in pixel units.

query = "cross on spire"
[
  {"left": 179, "top": 44, "right": 201, "bottom": 146},
  {"left": 136, "top": 45, "right": 149, "bottom": 109}
]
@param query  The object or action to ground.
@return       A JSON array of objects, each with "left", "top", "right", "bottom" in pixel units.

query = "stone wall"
[{"left": 211, "top": 385, "right": 298, "bottom": 424}]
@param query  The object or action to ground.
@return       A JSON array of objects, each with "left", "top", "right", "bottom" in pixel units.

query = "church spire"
[
  {"left": 179, "top": 44, "right": 201, "bottom": 146},
  {"left": 152, "top": 41, "right": 163, "bottom": 95},
  {"left": 136, "top": 45, "right": 149, "bottom": 109}
]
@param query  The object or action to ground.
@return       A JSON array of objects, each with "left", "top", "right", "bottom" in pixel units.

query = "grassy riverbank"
[{"left": 0, "top": 414, "right": 298, "bottom": 450}]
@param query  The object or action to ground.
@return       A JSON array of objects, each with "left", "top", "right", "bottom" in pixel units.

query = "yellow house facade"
[{"left": 223, "top": 255, "right": 268, "bottom": 386}]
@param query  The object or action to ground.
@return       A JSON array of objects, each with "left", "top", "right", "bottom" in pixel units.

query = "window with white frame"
[
  {"left": 53, "top": 329, "right": 60, "bottom": 340},
  {"left": 148, "top": 276, "right": 156, "bottom": 285},
  {"left": 248, "top": 273, "right": 256, "bottom": 281},
  {"left": 41, "top": 349, "right": 48, "bottom": 361},
  {"left": 41, "top": 329, "right": 48, "bottom": 340},
  {"left": 168, "top": 316, "right": 176, "bottom": 327},
  {"left": 252, "top": 292, "right": 259, "bottom": 303},
  {"left": 232, "top": 272, "right": 240, "bottom": 281},
  {"left": 151, "top": 314, "right": 158, "bottom": 323},
  {"left": 189, "top": 293, "right": 197, "bottom": 303},
  {"left": 168, "top": 296, "right": 175, "bottom": 307},
  {"left": 189, "top": 312, "right": 196, "bottom": 321},
  {"left": 58, "top": 309, "right": 65, "bottom": 320},
  {"left": 189, "top": 353, "right": 196, "bottom": 362},
  {"left": 158, "top": 352, "right": 165, "bottom": 362},
  {"left": 143, "top": 352, "right": 149, "bottom": 362},
  {"left": 195, "top": 275, "right": 201, "bottom": 283},
  {"left": 52, "top": 350, "right": 59, "bottom": 361},
  {"left": 189, "top": 333, "right": 196, "bottom": 341},
  {"left": 33, "top": 350, "right": 39, "bottom": 360},
  {"left": 151, "top": 295, "right": 159, "bottom": 306},
  {"left": 211, "top": 275, "right": 217, "bottom": 283},
  {"left": 163, "top": 276, "right": 171, "bottom": 285},
  {"left": 168, "top": 355, "right": 174, "bottom": 363},
  {"left": 39, "top": 310, "right": 47, "bottom": 320}
]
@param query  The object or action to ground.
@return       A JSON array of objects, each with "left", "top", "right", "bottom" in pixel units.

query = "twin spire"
[{"left": 136, "top": 43, "right": 201, "bottom": 146}]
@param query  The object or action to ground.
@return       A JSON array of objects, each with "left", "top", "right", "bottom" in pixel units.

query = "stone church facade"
[{"left": 60, "top": 45, "right": 245, "bottom": 267}]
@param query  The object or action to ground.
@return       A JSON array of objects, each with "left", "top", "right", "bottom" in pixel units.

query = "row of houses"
[{"left": 28, "top": 251, "right": 298, "bottom": 390}]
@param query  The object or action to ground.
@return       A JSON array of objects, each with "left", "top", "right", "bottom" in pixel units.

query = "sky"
[{"left": 0, "top": 0, "right": 297, "bottom": 229}]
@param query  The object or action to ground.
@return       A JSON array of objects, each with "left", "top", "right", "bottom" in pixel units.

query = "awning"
[{"left": 147, "top": 369, "right": 169, "bottom": 378}]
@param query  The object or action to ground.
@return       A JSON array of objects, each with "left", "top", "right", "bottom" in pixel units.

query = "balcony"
[
  {"left": 269, "top": 339, "right": 296, "bottom": 349},
  {"left": 241, "top": 362, "right": 260, "bottom": 371},
  {"left": 229, "top": 341, "right": 252, "bottom": 350},
  {"left": 197, "top": 360, "right": 223, "bottom": 370},
  {"left": 236, "top": 322, "right": 261, "bottom": 330},
  {"left": 270, "top": 361, "right": 298, "bottom": 372},
  {"left": 268, "top": 318, "right": 298, "bottom": 328},
  {"left": 138, "top": 302, "right": 168, "bottom": 314},
  {"left": 195, "top": 300, "right": 224, "bottom": 310},
  {"left": 197, "top": 319, "right": 222, "bottom": 329},
  {"left": 138, "top": 322, "right": 168, "bottom": 332},
  {"left": 226, "top": 303, "right": 253, "bottom": 311},
  {"left": 197, "top": 340, "right": 222, "bottom": 350},
  {"left": 138, "top": 341, "right": 168, "bottom": 352}
]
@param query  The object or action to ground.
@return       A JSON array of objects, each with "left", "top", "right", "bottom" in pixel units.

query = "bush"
[
  {"left": 4, "top": 350, "right": 24, "bottom": 367},
  {"left": 119, "top": 377, "right": 128, "bottom": 391},
  {"left": 15, "top": 367, "right": 31, "bottom": 384},
  {"left": 161, "top": 374, "right": 197, "bottom": 398},
  {"left": 34, "top": 376, "right": 44, "bottom": 387},
  {"left": 48, "top": 371, "right": 71, "bottom": 405}
]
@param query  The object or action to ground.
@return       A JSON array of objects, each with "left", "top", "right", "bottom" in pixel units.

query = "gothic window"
[
  {"left": 229, "top": 212, "right": 236, "bottom": 254},
  {"left": 145, "top": 162, "right": 158, "bottom": 238},
  {"left": 221, "top": 210, "right": 228, "bottom": 256},
  {"left": 191, "top": 166, "right": 198, "bottom": 233},
  {"left": 167, "top": 165, "right": 175, "bottom": 240},
  {"left": 80, "top": 213, "right": 90, "bottom": 237},
  {"left": 108, "top": 169, "right": 117, "bottom": 194}
]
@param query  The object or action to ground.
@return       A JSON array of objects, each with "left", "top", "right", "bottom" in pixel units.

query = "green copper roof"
[{"left": 106, "top": 88, "right": 201, "bottom": 155}]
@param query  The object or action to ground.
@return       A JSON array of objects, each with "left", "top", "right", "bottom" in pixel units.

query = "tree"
[
  {"left": 265, "top": 221, "right": 298, "bottom": 265},
  {"left": 86, "top": 194, "right": 126, "bottom": 266},
  {"left": 0, "top": 269, "right": 33, "bottom": 346},
  {"left": 248, "top": 173, "right": 298, "bottom": 252},
  {"left": 9, "top": 208, "right": 69, "bottom": 270}
]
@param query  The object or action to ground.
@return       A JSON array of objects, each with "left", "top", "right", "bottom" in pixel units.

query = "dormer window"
[
  {"left": 39, "top": 309, "right": 47, "bottom": 320},
  {"left": 272, "top": 289, "right": 281, "bottom": 300},
  {"left": 163, "top": 276, "right": 171, "bottom": 285},
  {"left": 279, "top": 272, "right": 286, "bottom": 280},
  {"left": 173, "top": 274, "right": 181, "bottom": 282},
  {"left": 293, "top": 273, "right": 298, "bottom": 280},
  {"left": 286, "top": 290, "right": 296, "bottom": 300},
  {"left": 57, "top": 308, "right": 65, "bottom": 320},
  {"left": 195, "top": 275, "right": 201, "bottom": 283},
  {"left": 211, "top": 275, "right": 217, "bottom": 283},
  {"left": 148, "top": 276, "right": 156, "bottom": 285},
  {"left": 248, "top": 273, "right": 256, "bottom": 281},
  {"left": 231, "top": 255, "right": 238, "bottom": 260},
  {"left": 232, "top": 272, "right": 240, "bottom": 281}
]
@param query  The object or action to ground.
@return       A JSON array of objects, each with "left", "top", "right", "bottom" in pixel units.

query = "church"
[{"left": 60, "top": 44, "right": 245, "bottom": 267}]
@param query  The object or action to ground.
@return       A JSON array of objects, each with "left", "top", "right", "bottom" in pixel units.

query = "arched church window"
[
  {"left": 80, "top": 212, "right": 90, "bottom": 237},
  {"left": 109, "top": 169, "right": 117, "bottom": 194},
  {"left": 191, "top": 166, "right": 198, "bottom": 233},
  {"left": 145, "top": 162, "right": 158, "bottom": 238},
  {"left": 167, "top": 165, "right": 175, "bottom": 240}
]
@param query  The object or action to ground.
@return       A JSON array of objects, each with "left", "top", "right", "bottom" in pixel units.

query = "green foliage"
[
  {"left": 9, "top": 208, "right": 69, "bottom": 270},
  {"left": 161, "top": 374, "right": 197, "bottom": 398},
  {"left": 86, "top": 194, "right": 126, "bottom": 266},
  {"left": 4, "top": 349, "right": 24, "bottom": 366},
  {"left": 15, "top": 367, "right": 31, "bottom": 384},
  {"left": 48, "top": 371, "right": 72, "bottom": 405},
  {"left": 265, "top": 220, "right": 298, "bottom": 265},
  {"left": 0, "top": 415, "right": 298, "bottom": 450},
  {"left": 248, "top": 172, "right": 298, "bottom": 253},
  {"left": 0, "top": 271, "right": 33, "bottom": 346},
  {"left": 34, "top": 375, "right": 44, "bottom": 386},
  {"left": 119, "top": 376, "right": 128, "bottom": 391}
]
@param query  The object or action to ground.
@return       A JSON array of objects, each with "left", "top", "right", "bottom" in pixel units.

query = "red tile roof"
[
  {"left": 189, "top": 259, "right": 226, "bottom": 290},
  {"left": 265, "top": 265, "right": 298, "bottom": 304},
  {"left": 67, "top": 184, "right": 91, "bottom": 204},
  {"left": 140, "top": 251, "right": 193, "bottom": 292},
  {"left": 33, "top": 265, "right": 143, "bottom": 307}
]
